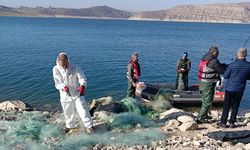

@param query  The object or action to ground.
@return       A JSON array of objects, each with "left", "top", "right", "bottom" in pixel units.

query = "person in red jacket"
[
  {"left": 197, "top": 47, "right": 227, "bottom": 124},
  {"left": 126, "top": 52, "right": 141, "bottom": 98}
]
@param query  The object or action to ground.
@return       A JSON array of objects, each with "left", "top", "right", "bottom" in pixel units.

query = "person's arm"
[
  {"left": 223, "top": 64, "right": 231, "bottom": 79},
  {"left": 75, "top": 65, "right": 87, "bottom": 87},
  {"left": 211, "top": 59, "right": 227, "bottom": 74},
  {"left": 186, "top": 60, "right": 191, "bottom": 72},
  {"left": 75, "top": 65, "right": 87, "bottom": 96},
  {"left": 52, "top": 67, "right": 66, "bottom": 91},
  {"left": 176, "top": 60, "right": 180, "bottom": 73},
  {"left": 137, "top": 63, "right": 141, "bottom": 76},
  {"left": 127, "top": 63, "right": 134, "bottom": 83}
]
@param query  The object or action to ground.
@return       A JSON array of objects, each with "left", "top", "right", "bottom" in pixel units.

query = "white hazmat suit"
[{"left": 53, "top": 53, "right": 93, "bottom": 129}]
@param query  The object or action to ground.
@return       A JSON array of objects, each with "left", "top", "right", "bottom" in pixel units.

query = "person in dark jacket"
[
  {"left": 197, "top": 46, "right": 227, "bottom": 124},
  {"left": 127, "top": 52, "right": 141, "bottom": 98},
  {"left": 176, "top": 52, "right": 191, "bottom": 90},
  {"left": 217, "top": 48, "right": 250, "bottom": 128}
]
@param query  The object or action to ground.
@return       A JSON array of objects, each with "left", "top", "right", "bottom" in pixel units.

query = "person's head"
[
  {"left": 182, "top": 52, "right": 188, "bottom": 59},
  {"left": 209, "top": 46, "right": 219, "bottom": 58},
  {"left": 57, "top": 53, "right": 68, "bottom": 69},
  {"left": 237, "top": 47, "right": 247, "bottom": 59},
  {"left": 131, "top": 52, "right": 139, "bottom": 62}
]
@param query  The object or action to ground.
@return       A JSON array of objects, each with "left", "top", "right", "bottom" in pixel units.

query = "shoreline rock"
[{"left": 0, "top": 100, "right": 33, "bottom": 112}]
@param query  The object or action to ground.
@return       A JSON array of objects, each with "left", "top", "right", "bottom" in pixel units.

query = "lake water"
[{"left": 1, "top": 16, "right": 250, "bottom": 111}]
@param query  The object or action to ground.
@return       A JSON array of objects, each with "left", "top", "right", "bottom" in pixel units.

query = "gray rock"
[
  {"left": 192, "top": 136, "right": 199, "bottom": 141},
  {"left": 53, "top": 114, "right": 65, "bottom": 125},
  {"left": 199, "top": 139, "right": 207, "bottom": 145},
  {"left": 243, "top": 118, "right": 249, "bottom": 124},
  {"left": 208, "top": 130, "right": 250, "bottom": 142},
  {"left": 158, "top": 140, "right": 167, "bottom": 147},
  {"left": 193, "top": 141, "right": 200, "bottom": 146},
  {"left": 151, "top": 141, "right": 158, "bottom": 148},
  {"left": 211, "top": 110, "right": 219, "bottom": 119},
  {"left": 93, "top": 122, "right": 112, "bottom": 132},
  {"left": 92, "top": 96, "right": 114, "bottom": 105},
  {"left": 235, "top": 143, "right": 245, "bottom": 148},
  {"left": 155, "top": 148, "right": 165, "bottom": 150},
  {"left": 0, "top": 100, "right": 33, "bottom": 112},
  {"left": 0, "top": 113, "right": 16, "bottom": 121},
  {"left": 178, "top": 121, "right": 198, "bottom": 132},
  {"left": 165, "top": 119, "right": 180, "bottom": 128},
  {"left": 93, "top": 111, "right": 110, "bottom": 121},
  {"left": 159, "top": 108, "right": 191, "bottom": 121},
  {"left": 245, "top": 112, "right": 250, "bottom": 118},
  {"left": 222, "top": 142, "right": 232, "bottom": 148},
  {"left": 177, "top": 115, "right": 195, "bottom": 123},
  {"left": 244, "top": 143, "right": 250, "bottom": 150}
]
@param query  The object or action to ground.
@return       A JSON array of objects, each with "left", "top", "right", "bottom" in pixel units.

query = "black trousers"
[{"left": 220, "top": 91, "right": 243, "bottom": 124}]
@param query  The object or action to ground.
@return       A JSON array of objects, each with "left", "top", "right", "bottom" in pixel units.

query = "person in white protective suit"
[{"left": 52, "top": 53, "right": 93, "bottom": 134}]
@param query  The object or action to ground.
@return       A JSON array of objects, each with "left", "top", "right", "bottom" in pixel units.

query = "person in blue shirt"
[{"left": 217, "top": 48, "right": 250, "bottom": 128}]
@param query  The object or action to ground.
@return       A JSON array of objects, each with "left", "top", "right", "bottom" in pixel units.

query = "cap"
[{"left": 183, "top": 52, "right": 188, "bottom": 57}]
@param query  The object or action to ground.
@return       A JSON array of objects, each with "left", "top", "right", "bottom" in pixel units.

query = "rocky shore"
[{"left": 0, "top": 98, "right": 249, "bottom": 149}]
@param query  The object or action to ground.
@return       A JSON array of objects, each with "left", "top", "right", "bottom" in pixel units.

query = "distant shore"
[
  {"left": 1, "top": 14, "right": 250, "bottom": 25},
  {"left": 2, "top": 2, "right": 250, "bottom": 24}
]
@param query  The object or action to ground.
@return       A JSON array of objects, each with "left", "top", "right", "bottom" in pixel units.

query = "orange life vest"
[{"left": 198, "top": 60, "right": 220, "bottom": 82}]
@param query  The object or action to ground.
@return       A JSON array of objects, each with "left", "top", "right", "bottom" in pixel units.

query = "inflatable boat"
[{"left": 135, "top": 82, "right": 225, "bottom": 104}]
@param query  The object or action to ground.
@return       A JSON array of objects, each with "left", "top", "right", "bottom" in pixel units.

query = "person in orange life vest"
[
  {"left": 127, "top": 52, "right": 141, "bottom": 98},
  {"left": 175, "top": 52, "right": 191, "bottom": 90},
  {"left": 197, "top": 47, "right": 227, "bottom": 124},
  {"left": 52, "top": 53, "right": 93, "bottom": 134}
]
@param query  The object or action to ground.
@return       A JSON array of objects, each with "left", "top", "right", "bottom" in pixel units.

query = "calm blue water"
[{"left": 1, "top": 16, "right": 250, "bottom": 110}]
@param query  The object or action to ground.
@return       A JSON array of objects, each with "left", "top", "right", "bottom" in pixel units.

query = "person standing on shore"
[
  {"left": 197, "top": 46, "right": 227, "bottom": 124},
  {"left": 52, "top": 52, "right": 93, "bottom": 134},
  {"left": 175, "top": 52, "right": 191, "bottom": 90},
  {"left": 127, "top": 52, "right": 141, "bottom": 98},
  {"left": 217, "top": 48, "right": 250, "bottom": 128}
]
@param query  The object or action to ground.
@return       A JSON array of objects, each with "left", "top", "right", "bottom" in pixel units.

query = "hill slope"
[
  {"left": 0, "top": 5, "right": 132, "bottom": 18},
  {"left": 1, "top": 3, "right": 250, "bottom": 23},
  {"left": 0, "top": 5, "right": 20, "bottom": 15}
]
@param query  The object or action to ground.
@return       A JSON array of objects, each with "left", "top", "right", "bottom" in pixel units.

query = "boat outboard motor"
[
  {"left": 216, "top": 77, "right": 224, "bottom": 92},
  {"left": 135, "top": 82, "right": 147, "bottom": 97}
]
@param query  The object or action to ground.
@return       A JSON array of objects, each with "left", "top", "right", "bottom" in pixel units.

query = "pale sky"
[{"left": 0, "top": 0, "right": 249, "bottom": 11}]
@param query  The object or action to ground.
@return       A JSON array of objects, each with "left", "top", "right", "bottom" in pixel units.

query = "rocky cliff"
[{"left": 130, "top": 2, "right": 250, "bottom": 23}]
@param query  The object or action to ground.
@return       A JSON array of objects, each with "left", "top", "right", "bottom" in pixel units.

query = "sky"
[{"left": 0, "top": 0, "right": 249, "bottom": 11}]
